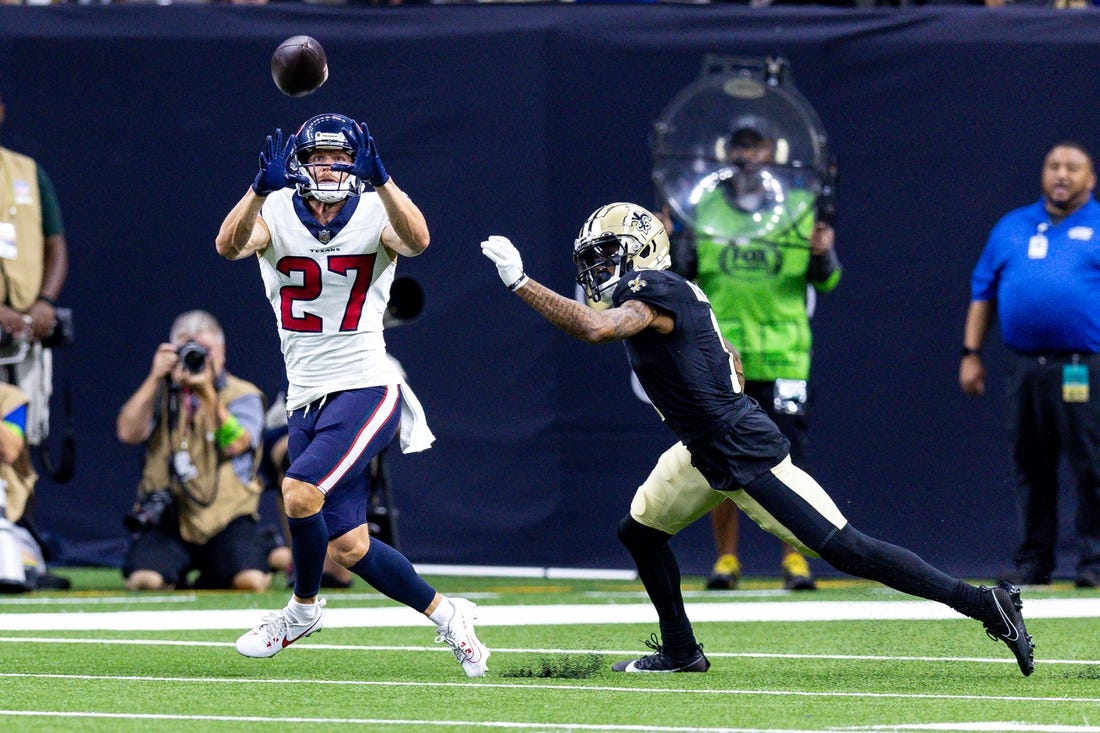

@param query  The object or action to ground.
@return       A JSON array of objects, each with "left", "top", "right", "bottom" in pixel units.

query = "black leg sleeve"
[
  {"left": 740, "top": 469, "right": 982, "bottom": 618},
  {"left": 819, "top": 524, "right": 980, "bottom": 615},
  {"left": 617, "top": 515, "right": 698, "bottom": 656}
]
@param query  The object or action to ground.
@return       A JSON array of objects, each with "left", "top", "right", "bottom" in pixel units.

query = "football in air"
[{"left": 271, "top": 35, "right": 328, "bottom": 97}]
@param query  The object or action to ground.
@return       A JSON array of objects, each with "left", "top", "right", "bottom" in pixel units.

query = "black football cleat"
[
  {"left": 612, "top": 634, "right": 710, "bottom": 673},
  {"left": 980, "top": 581, "right": 1035, "bottom": 676}
]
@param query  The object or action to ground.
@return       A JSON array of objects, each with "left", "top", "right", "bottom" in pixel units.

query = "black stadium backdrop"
[{"left": 1, "top": 4, "right": 1098, "bottom": 578}]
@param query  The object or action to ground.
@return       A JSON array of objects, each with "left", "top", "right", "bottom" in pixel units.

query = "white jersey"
[{"left": 258, "top": 189, "right": 403, "bottom": 410}]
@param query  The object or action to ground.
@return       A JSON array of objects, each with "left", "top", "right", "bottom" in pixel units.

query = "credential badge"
[{"left": 1027, "top": 233, "right": 1047, "bottom": 259}]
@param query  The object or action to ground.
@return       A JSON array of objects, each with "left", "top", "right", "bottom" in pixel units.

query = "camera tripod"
[{"left": 367, "top": 447, "right": 400, "bottom": 550}]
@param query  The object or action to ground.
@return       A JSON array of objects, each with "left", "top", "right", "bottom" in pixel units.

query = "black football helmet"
[
  {"left": 573, "top": 203, "right": 671, "bottom": 306},
  {"left": 292, "top": 113, "right": 364, "bottom": 203}
]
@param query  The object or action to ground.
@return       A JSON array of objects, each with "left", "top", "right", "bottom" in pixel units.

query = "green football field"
[{"left": 1, "top": 567, "right": 1097, "bottom": 732}]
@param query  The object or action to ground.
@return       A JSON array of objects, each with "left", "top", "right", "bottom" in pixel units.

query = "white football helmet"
[
  {"left": 292, "top": 113, "right": 364, "bottom": 204},
  {"left": 573, "top": 202, "right": 670, "bottom": 305}
]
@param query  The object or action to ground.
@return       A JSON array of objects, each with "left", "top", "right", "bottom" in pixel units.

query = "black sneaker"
[
  {"left": 36, "top": 572, "right": 71, "bottom": 590},
  {"left": 611, "top": 634, "right": 710, "bottom": 673},
  {"left": 980, "top": 581, "right": 1035, "bottom": 676}
]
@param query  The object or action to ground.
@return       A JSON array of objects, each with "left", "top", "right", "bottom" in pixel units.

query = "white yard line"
[
  {"left": 1, "top": 597, "right": 1098, "bottom": 631},
  {"left": 0, "top": 710, "right": 854, "bottom": 733},
  {"left": 3, "top": 710, "right": 1096, "bottom": 733},
  {"left": 2, "top": 672, "right": 1098, "bottom": 703},
  {"left": 1, "top": 641, "right": 1098, "bottom": 670},
  {"left": 853, "top": 721, "right": 1100, "bottom": 726}
]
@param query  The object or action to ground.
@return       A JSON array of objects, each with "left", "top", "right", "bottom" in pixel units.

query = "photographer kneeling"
[{"left": 116, "top": 310, "right": 271, "bottom": 591}]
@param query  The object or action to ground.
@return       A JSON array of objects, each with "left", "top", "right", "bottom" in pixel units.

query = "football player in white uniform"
[{"left": 216, "top": 113, "right": 488, "bottom": 676}]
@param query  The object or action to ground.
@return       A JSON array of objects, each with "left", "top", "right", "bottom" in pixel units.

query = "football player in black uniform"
[{"left": 480, "top": 202, "right": 1035, "bottom": 676}]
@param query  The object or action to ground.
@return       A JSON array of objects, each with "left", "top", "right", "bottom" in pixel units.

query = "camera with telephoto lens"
[
  {"left": 123, "top": 488, "right": 174, "bottom": 532},
  {"left": 177, "top": 340, "right": 208, "bottom": 374}
]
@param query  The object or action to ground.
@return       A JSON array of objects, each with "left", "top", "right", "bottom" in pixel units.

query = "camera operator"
[
  {"left": 0, "top": 90, "right": 75, "bottom": 585},
  {"left": 116, "top": 310, "right": 271, "bottom": 591},
  {"left": 0, "top": 381, "right": 52, "bottom": 592}
]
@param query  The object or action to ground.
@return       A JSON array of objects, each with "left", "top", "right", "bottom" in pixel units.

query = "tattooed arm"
[
  {"left": 513, "top": 279, "right": 671, "bottom": 343},
  {"left": 479, "top": 234, "right": 671, "bottom": 342}
]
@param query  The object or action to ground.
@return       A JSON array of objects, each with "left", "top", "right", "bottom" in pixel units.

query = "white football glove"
[{"left": 480, "top": 235, "right": 529, "bottom": 291}]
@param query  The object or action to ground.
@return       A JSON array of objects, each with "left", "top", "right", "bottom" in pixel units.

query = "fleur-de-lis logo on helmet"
[{"left": 572, "top": 202, "right": 670, "bottom": 306}]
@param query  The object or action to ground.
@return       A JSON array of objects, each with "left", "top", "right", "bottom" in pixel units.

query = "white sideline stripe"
[
  {"left": 0, "top": 594, "right": 198, "bottom": 606},
  {"left": 1, "top": 597, "right": 1097, "bottom": 631},
  {"left": 2, "top": 672, "right": 1099, "bottom": 704},
  {"left": 0, "top": 714, "right": 1095, "bottom": 733},
  {"left": 415, "top": 564, "right": 639, "bottom": 580},
  {"left": 853, "top": 721, "right": 1100, "bottom": 726},
  {"left": 1, "top": 640, "right": 1098, "bottom": 670},
  {"left": 0, "top": 711, "right": 834, "bottom": 733},
  {"left": 0, "top": 719, "right": 1094, "bottom": 733}
]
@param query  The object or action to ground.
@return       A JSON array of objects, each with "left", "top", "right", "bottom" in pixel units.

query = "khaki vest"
[
  {"left": 137, "top": 374, "right": 264, "bottom": 544},
  {"left": 0, "top": 382, "right": 37, "bottom": 523},
  {"left": 0, "top": 148, "right": 45, "bottom": 311}
]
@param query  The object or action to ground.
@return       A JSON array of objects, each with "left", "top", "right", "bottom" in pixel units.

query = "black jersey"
[{"left": 612, "top": 269, "right": 753, "bottom": 444}]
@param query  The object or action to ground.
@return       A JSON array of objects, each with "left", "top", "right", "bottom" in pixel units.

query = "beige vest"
[
  {"left": 137, "top": 374, "right": 264, "bottom": 544},
  {"left": 0, "top": 382, "right": 37, "bottom": 523},
  {"left": 0, "top": 148, "right": 45, "bottom": 311}
]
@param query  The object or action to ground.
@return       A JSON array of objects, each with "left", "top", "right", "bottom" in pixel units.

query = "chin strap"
[{"left": 306, "top": 188, "right": 356, "bottom": 205}]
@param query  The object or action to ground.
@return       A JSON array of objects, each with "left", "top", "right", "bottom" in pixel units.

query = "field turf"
[{"left": 1, "top": 567, "right": 1097, "bottom": 732}]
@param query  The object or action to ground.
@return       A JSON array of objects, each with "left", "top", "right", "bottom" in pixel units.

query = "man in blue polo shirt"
[{"left": 960, "top": 140, "right": 1100, "bottom": 588}]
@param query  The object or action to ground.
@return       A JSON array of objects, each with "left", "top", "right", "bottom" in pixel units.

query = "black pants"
[
  {"left": 744, "top": 380, "right": 810, "bottom": 466},
  {"left": 1007, "top": 352, "right": 1100, "bottom": 578}
]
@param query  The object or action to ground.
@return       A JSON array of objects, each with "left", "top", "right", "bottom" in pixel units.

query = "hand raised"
[
  {"left": 252, "top": 129, "right": 305, "bottom": 196},
  {"left": 331, "top": 121, "right": 390, "bottom": 189},
  {"left": 480, "top": 235, "right": 528, "bottom": 291}
]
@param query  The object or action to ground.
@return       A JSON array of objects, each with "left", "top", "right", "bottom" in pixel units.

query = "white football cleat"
[
  {"left": 435, "top": 597, "right": 490, "bottom": 677},
  {"left": 236, "top": 598, "right": 326, "bottom": 658}
]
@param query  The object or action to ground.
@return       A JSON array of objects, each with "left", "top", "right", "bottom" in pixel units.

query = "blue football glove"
[
  {"left": 331, "top": 121, "right": 390, "bottom": 189},
  {"left": 251, "top": 129, "right": 301, "bottom": 196}
]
